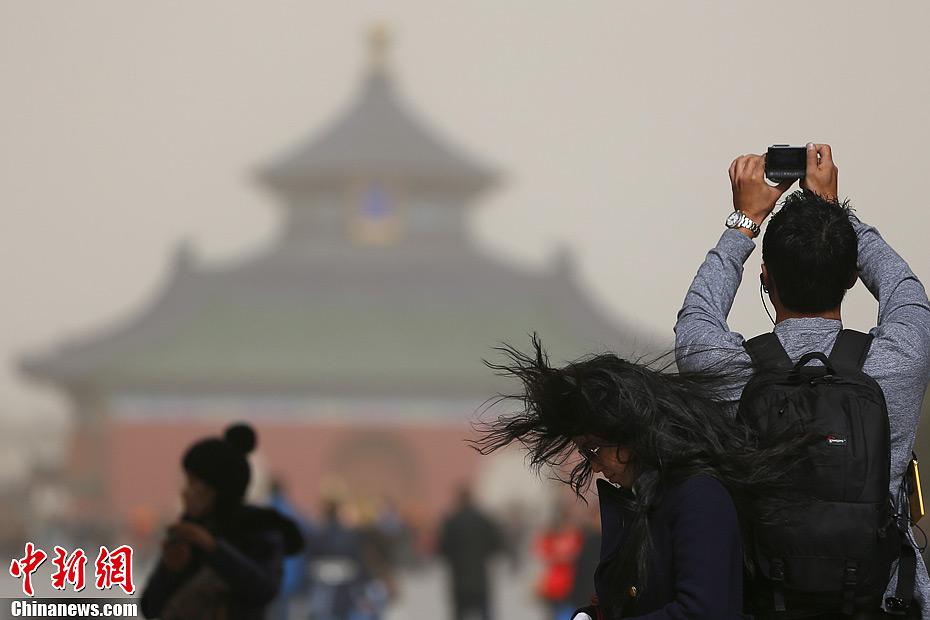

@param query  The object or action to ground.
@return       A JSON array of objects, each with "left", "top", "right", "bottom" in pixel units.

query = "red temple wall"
[{"left": 106, "top": 417, "right": 483, "bottom": 528}]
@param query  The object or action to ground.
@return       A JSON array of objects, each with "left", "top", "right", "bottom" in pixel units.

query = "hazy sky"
[{"left": 3, "top": 1, "right": 930, "bottom": 421}]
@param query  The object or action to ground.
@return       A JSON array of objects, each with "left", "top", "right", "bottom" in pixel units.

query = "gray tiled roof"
[
  {"left": 258, "top": 70, "right": 497, "bottom": 193},
  {"left": 21, "top": 57, "right": 652, "bottom": 405},
  {"left": 21, "top": 247, "right": 649, "bottom": 398}
]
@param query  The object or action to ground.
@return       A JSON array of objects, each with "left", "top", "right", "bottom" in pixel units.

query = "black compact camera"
[{"left": 765, "top": 145, "right": 806, "bottom": 181}]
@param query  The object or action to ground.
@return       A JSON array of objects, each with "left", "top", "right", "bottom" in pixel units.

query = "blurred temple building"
[{"left": 19, "top": 29, "right": 647, "bottom": 533}]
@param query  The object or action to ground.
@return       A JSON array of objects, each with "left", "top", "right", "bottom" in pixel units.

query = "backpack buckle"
[
  {"left": 770, "top": 558, "right": 785, "bottom": 581},
  {"left": 842, "top": 562, "right": 858, "bottom": 615},
  {"left": 843, "top": 565, "right": 858, "bottom": 587},
  {"left": 885, "top": 596, "right": 908, "bottom": 612},
  {"left": 770, "top": 559, "right": 786, "bottom": 612}
]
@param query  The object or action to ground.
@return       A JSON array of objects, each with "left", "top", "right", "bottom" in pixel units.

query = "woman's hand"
[
  {"left": 571, "top": 605, "right": 601, "bottom": 620},
  {"left": 168, "top": 521, "right": 217, "bottom": 553},
  {"left": 160, "top": 538, "right": 192, "bottom": 572}
]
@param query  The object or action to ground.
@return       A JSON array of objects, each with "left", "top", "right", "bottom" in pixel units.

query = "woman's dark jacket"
[
  {"left": 593, "top": 474, "right": 745, "bottom": 619},
  {"left": 141, "top": 505, "right": 304, "bottom": 620}
]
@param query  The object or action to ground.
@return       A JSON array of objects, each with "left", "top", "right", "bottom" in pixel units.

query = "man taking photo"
[{"left": 675, "top": 143, "right": 930, "bottom": 618}]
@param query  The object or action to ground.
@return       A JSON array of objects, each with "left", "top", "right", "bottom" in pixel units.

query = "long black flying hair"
[{"left": 473, "top": 335, "right": 811, "bottom": 618}]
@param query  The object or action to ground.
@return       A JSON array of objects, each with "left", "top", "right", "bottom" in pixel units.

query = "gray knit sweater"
[{"left": 675, "top": 213, "right": 930, "bottom": 617}]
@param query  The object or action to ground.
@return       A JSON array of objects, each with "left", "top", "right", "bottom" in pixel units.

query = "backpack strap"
[
  {"left": 769, "top": 558, "right": 787, "bottom": 612},
  {"left": 842, "top": 561, "right": 858, "bottom": 615},
  {"left": 886, "top": 541, "right": 916, "bottom": 613},
  {"left": 828, "top": 329, "right": 874, "bottom": 372},
  {"left": 744, "top": 333, "right": 792, "bottom": 371},
  {"left": 828, "top": 328, "right": 916, "bottom": 613}
]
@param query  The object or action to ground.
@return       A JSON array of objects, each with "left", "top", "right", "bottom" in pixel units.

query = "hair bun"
[{"left": 224, "top": 423, "right": 257, "bottom": 455}]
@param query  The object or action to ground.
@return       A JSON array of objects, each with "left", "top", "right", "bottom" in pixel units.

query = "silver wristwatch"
[{"left": 725, "top": 210, "right": 761, "bottom": 237}]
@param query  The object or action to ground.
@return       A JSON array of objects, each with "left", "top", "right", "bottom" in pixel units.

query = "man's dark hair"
[{"left": 762, "top": 190, "right": 857, "bottom": 313}]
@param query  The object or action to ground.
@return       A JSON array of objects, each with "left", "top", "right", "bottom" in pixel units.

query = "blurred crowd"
[
  {"left": 261, "top": 479, "right": 421, "bottom": 620},
  {"left": 11, "top": 423, "right": 930, "bottom": 619},
  {"left": 254, "top": 479, "right": 601, "bottom": 620},
  {"left": 1, "top": 446, "right": 605, "bottom": 619},
  {"left": 254, "top": 482, "right": 603, "bottom": 620}
]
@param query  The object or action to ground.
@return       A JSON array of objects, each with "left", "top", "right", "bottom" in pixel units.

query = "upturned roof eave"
[{"left": 257, "top": 70, "right": 498, "bottom": 195}]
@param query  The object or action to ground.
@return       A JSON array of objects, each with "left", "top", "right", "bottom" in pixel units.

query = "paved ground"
[
  {"left": 1, "top": 557, "right": 551, "bottom": 619},
  {"left": 386, "top": 559, "right": 548, "bottom": 620}
]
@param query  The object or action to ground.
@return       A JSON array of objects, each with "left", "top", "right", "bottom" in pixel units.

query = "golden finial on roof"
[{"left": 367, "top": 23, "right": 391, "bottom": 71}]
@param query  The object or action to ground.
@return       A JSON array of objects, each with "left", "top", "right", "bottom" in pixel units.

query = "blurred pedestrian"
[
  {"left": 534, "top": 505, "right": 581, "bottom": 620},
  {"left": 500, "top": 501, "right": 530, "bottom": 572},
  {"left": 376, "top": 497, "right": 416, "bottom": 568},
  {"left": 141, "top": 423, "right": 304, "bottom": 619},
  {"left": 569, "top": 503, "right": 601, "bottom": 612},
  {"left": 305, "top": 499, "right": 369, "bottom": 620},
  {"left": 350, "top": 497, "right": 396, "bottom": 620},
  {"left": 437, "top": 486, "right": 503, "bottom": 620},
  {"left": 266, "top": 477, "right": 313, "bottom": 620}
]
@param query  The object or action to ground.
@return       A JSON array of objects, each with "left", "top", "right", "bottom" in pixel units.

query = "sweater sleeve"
[
  {"left": 852, "top": 214, "right": 930, "bottom": 382},
  {"left": 674, "top": 228, "right": 756, "bottom": 403},
  {"left": 627, "top": 478, "right": 743, "bottom": 620}
]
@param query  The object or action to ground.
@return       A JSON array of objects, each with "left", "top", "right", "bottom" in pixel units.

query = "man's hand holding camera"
[
  {"left": 728, "top": 155, "right": 794, "bottom": 237},
  {"left": 729, "top": 142, "right": 839, "bottom": 239},
  {"left": 800, "top": 142, "right": 838, "bottom": 201}
]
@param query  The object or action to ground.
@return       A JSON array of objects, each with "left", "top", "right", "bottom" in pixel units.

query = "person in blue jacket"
[
  {"left": 476, "top": 337, "right": 806, "bottom": 620},
  {"left": 141, "top": 423, "right": 304, "bottom": 620}
]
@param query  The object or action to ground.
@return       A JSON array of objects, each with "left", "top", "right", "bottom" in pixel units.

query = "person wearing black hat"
[{"left": 141, "top": 423, "right": 305, "bottom": 619}]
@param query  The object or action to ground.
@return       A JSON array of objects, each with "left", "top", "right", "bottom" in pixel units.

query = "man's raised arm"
[
  {"left": 853, "top": 213, "right": 930, "bottom": 376},
  {"left": 674, "top": 153, "right": 793, "bottom": 374},
  {"left": 805, "top": 143, "right": 930, "bottom": 378}
]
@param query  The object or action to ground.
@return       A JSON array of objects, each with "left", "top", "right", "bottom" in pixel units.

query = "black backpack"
[{"left": 738, "top": 329, "right": 913, "bottom": 616}]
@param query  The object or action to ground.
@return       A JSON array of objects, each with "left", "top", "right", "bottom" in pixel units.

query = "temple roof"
[
  {"left": 258, "top": 68, "right": 497, "bottom": 194},
  {"left": 21, "top": 30, "right": 653, "bottom": 404},
  {"left": 21, "top": 247, "right": 650, "bottom": 399}
]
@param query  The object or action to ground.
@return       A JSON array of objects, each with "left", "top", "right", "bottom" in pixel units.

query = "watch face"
[{"left": 726, "top": 211, "right": 741, "bottom": 227}]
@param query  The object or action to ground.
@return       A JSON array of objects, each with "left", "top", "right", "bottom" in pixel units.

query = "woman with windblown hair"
[{"left": 474, "top": 337, "right": 807, "bottom": 620}]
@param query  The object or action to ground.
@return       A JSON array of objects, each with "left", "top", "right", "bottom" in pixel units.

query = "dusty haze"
[{"left": 3, "top": 1, "right": 929, "bottom": 424}]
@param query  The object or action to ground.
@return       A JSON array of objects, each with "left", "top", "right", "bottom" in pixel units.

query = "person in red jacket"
[{"left": 535, "top": 506, "right": 583, "bottom": 619}]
